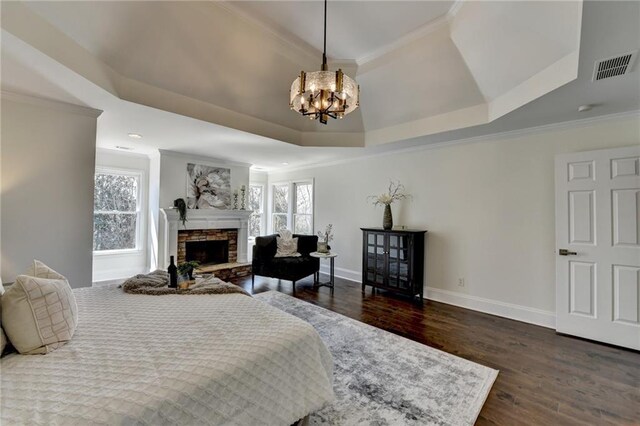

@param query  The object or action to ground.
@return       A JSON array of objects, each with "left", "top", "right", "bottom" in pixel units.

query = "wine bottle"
[{"left": 168, "top": 256, "right": 178, "bottom": 288}]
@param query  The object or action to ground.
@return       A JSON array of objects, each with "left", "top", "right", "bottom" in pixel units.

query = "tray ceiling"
[{"left": 1, "top": 1, "right": 584, "bottom": 147}]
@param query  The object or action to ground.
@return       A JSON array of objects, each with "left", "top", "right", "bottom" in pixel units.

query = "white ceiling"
[
  {"left": 1, "top": 1, "right": 639, "bottom": 172},
  {"left": 226, "top": 1, "right": 456, "bottom": 61}
]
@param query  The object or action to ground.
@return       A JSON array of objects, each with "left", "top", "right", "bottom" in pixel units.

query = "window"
[
  {"left": 270, "top": 180, "right": 314, "bottom": 234},
  {"left": 293, "top": 182, "right": 313, "bottom": 234},
  {"left": 249, "top": 184, "right": 264, "bottom": 237},
  {"left": 272, "top": 183, "right": 289, "bottom": 233},
  {"left": 93, "top": 169, "right": 142, "bottom": 252}
]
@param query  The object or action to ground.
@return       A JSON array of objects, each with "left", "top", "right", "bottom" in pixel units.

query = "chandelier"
[{"left": 289, "top": 0, "right": 359, "bottom": 125}]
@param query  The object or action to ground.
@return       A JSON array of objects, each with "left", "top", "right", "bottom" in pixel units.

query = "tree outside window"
[
  {"left": 272, "top": 184, "right": 289, "bottom": 232},
  {"left": 249, "top": 185, "right": 264, "bottom": 237},
  {"left": 93, "top": 171, "right": 141, "bottom": 251},
  {"left": 293, "top": 182, "right": 313, "bottom": 234}
]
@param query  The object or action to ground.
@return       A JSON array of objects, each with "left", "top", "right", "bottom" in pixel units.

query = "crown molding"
[
  {"left": 276, "top": 110, "right": 640, "bottom": 174},
  {"left": 1, "top": 90, "right": 103, "bottom": 118}
]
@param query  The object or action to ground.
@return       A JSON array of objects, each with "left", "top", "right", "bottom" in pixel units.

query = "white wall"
[
  {"left": 1, "top": 92, "right": 101, "bottom": 287},
  {"left": 268, "top": 114, "right": 640, "bottom": 326},
  {"left": 158, "top": 150, "right": 250, "bottom": 209},
  {"left": 92, "top": 148, "right": 150, "bottom": 283}
]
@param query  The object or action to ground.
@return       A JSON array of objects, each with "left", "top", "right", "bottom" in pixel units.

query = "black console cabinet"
[{"left": 361, "top": 228, "right": 427, "bottom": 301}]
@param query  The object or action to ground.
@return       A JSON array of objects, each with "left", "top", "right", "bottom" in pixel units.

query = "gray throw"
[{"left": 121, "top": 270, "right": 249, "bottom": 296}]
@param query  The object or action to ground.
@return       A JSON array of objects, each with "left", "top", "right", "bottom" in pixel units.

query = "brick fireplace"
[
  {"left": 177, "top": 229, "right": 238, "bottom": 265},
  {"left": 160, "top": 208, "right": 253, "bottom": 281}
]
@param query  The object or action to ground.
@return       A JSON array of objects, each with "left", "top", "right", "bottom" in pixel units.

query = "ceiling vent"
[{"left": 592, "top": 50, "right": 638, "bottom": 81}]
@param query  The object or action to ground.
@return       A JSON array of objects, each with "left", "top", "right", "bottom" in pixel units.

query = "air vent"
[{"left": 593, "top": 50, "right": 637, "bottom": 81}]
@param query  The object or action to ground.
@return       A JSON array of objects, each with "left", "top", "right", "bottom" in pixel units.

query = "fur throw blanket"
[{"left": 121, "top": 270, "right": 250, "bottom": 296}]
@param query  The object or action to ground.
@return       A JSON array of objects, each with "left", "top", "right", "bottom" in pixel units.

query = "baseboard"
[
  {"left": 426, "top": 288, "right": 556, "bottom": 329},
  {"left": 319, "top": 265, "right": 361, "bottom": 283},
  {"left": 319, "top": 265, "right": 556, "bottom": 329}
]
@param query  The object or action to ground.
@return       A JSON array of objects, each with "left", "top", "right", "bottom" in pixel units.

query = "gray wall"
[{"left": 1, "top": 93, "right": 101, "bottom": 287}]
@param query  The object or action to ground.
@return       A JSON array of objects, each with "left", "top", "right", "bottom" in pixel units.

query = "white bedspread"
[{"left": 1, "top": 287, "right": 334, "bottom": 425}]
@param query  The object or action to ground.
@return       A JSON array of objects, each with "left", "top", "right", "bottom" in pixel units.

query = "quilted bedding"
[{"left": 1, "top": 287, "right": 335, "bottom": 425}]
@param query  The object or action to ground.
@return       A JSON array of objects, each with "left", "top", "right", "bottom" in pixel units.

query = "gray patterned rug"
[{"left": 255, "top": 291, "right": 498, "bottom": 426}]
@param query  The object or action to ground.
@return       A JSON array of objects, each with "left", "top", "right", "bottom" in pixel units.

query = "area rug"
[{"left": 255, "top": 291, "right": 498, "bottom": 426}]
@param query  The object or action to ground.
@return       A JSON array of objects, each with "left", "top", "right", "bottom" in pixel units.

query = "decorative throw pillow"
[
  {"left": 1, "top": 260, "right": 78, "bottom": 355},
  {"left": 275, "top": 230, "right": 301, "bottom": 258}
]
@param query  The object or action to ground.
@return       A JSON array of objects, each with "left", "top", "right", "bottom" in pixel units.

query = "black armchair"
[{"left": 251, "top": 234, "right": 319, "bottom": 291}]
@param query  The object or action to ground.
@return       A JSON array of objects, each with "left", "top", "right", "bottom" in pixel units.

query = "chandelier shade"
[
  {"left": 289, "top": 69, "right": 359, "bottom": 123},
  {"left": 289, "top": 0, "right": 359, "bottom": 125}
]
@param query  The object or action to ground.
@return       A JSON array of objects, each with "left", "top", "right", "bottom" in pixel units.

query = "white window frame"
[
  {"left": 93, "top": 166, "right": 144, "bottom": 255},
  {"left": 248, "top": 183, "right": 265, "bottom": 239},
  {"left": 269, "top": 179, "right": 314, "bottom": 235}
]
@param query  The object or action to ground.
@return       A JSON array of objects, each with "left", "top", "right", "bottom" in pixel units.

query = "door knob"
[{"left": 559, "top": 249, "right": 578, "bottom": 256}]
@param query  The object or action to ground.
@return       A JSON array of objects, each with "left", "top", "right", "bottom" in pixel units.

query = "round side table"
[{"left": 310, "top": 252, "right": 338, "bottom": 294}]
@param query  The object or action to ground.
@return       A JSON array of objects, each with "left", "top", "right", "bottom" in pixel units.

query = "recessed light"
[
  {"left": 282, "top": 162, "right": 289, "bottom": 166},
  {"left": 577, "top": 104, "right": 593, "bottom": 112},
  {"left": 128, "top": 133, "right": 143, "bottom": 139},
  {"left": 115, "top": 146, "right": 134, "bottom": 151}
]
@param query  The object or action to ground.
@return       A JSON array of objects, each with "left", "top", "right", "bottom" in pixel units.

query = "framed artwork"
[{"left": 186, "top": 163, "right": 231, "bottom": 209}]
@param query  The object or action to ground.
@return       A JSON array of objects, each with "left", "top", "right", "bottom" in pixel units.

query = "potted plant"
[
  {"left": 174, "top": 198, "right": 187, "bottom": 226},
  {"left": 317, "top": 224, "right": 334, "bottom": 253},
  {"left": 177, "top": 260, "right": 200, "bottom": 280}
]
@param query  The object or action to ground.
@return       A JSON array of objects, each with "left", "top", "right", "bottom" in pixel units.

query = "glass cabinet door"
[
  {"left": 387, "top": 234, "right": 411, "bottom": 289},
  {"left": 366, "top": 232, "right": 386, "bottom": 285}
]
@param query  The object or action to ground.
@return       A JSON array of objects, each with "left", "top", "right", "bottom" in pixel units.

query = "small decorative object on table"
[
  {"left": 368, "top": 180, "right": 412, "bottom": 230},
  {"left": 240, "top": 185, "right": 246, "bottom": 210},
  {"left": 233, "top": 190, "right": 239, "bottom": 210},
  {"left": 317, "top": 224, "right": 333, "bottom": 253},
  {"left": 177, "top": 260, "right": 200, "bottom": 280}
]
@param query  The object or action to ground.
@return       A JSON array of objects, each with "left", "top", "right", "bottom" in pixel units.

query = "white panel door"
[{"left": 556, "top": 145, "right": 640, "bottom": 350}]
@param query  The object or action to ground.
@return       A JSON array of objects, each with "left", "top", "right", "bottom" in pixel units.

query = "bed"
[{"left": 1, "top": 286, "right": 335, "bottom": 425}]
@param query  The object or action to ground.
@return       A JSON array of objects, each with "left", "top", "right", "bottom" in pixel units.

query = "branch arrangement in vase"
[
  {"left": 368, "top": 180, "right": 411, "bottom": 206},
  {"left": 368, "top": 180, "right": 412, "bottom": 230},
  {"left": 317, "top": 224, "right": 334, "bottom": 253}
]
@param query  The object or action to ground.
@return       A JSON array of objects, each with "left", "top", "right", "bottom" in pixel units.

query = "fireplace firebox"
[{"left": 185, "top": 240, "right": 229, "bottom": 266}]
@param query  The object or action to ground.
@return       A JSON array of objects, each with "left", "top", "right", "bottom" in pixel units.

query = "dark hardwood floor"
[{"left": 232, "top": 274, "right": 640, "bottom": 425}]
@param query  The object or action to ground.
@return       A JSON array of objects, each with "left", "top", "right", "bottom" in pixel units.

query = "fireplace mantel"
[{"left": 159, "top": 208, "right": 252, "bottom": 269}]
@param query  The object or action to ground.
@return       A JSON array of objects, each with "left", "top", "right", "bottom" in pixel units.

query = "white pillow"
[
  {"left": 275, "top": 233, "right": 301, "bottom": 258},
  {"left": 1, "top": 260, "right": 78, "bottom": 355}
]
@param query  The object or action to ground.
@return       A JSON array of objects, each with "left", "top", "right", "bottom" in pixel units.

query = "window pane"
[
  {"left": 272, "top": 214, "right": 288, "bottom": 232},
  {"left": 94, "top": 174, "right": 138, "bottom": 212},
  {"left": 93, "top": 213, "right": 137, "bottom": 250},
  {"left": 273, "top": 185, "right": 289, "bottom": 213},
  {"left": 249, "top": 185, "right": 263, "bottom": 237},
  {"left": 295, "top": 183, "right": 313, "bottom": 214},
  {"left": 249, "top": 185, "right": 263, "bottom": 212},
  {"left": 294, "top": 214, "right": 312, "bottom": 235},
  {"left": 249, "top": 214, "right": 261, "bottom": 237}
]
